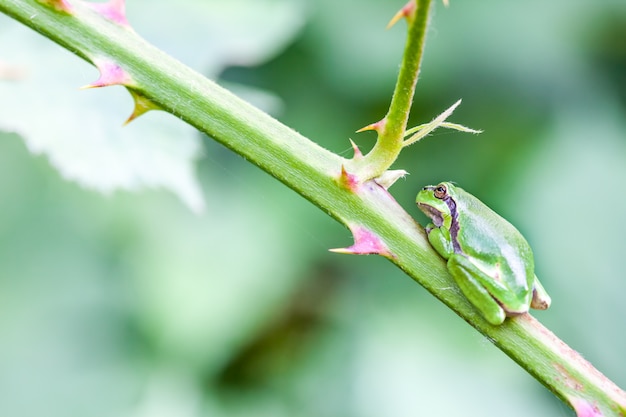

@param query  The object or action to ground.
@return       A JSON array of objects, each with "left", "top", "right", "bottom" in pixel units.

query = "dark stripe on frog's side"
[{"left": 444, "top": 196, "right": 462, "bottom": 254}]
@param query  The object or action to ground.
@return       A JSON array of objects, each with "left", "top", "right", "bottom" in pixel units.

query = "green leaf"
[{"left": 402, "top": 99, "right": 481, "bottom": 147}]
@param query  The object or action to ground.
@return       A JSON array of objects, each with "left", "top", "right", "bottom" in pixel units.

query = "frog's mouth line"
[{"left": 417, "top": 203, "right": 444, "bottom": 227}]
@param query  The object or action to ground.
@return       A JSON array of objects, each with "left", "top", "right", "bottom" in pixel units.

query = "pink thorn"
[
  {"left": 349, "top": 139, "right": 363, "bottom": 159},
  {"left": 88, "top": 0, "right": 129, "bottom": 27},
  {"left": 569, "top": 398, "right": 604, "bottom": 417},
  {"left": 330, "top": 225, "right": 393, "bottom": 257},
  {"left": 387, "top": 1, "right": 417, "bottom": 29},
  {"left": 356, "top": 118, "right": 386, "bottom": 134},
  {"left": 81, "top": 59, "right": 133, "bottom": 89},
  {"left": 339, "top": 165, "right": 359, "bottom": 192},
  {"left": 37, "top": 0, "right": 73, "bottom": 13}
]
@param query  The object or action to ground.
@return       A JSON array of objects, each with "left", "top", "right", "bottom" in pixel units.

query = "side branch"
[{"left": 351, "top": 0, "right": 433, "bottom": 180}]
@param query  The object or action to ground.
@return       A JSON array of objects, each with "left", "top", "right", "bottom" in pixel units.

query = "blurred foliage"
[
  {"left": 0, "top": 0, "right": 306, "bottom": 212},
  {"left": 1, "top": 0, "right": 626, "bottom": 416}
]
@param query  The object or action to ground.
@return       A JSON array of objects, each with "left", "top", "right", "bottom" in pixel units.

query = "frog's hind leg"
[
  {"left": 447, "top": 254, "right": 506, "bottom": 325},
  {"left": 530, "top": 275, "right": 551, "bottom": 310}
]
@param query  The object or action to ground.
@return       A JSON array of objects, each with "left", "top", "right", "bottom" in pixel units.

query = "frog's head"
[{"left": 415, "top": 182, "right": 457, "bottom": 228}]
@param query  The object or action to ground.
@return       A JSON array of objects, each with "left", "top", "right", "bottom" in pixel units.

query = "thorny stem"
[
  {"left": 0, "top": 1, "right": 625, "bottom": 415},
  {"left": 349, "top": 0, "right": 432, "bottom": 180}
]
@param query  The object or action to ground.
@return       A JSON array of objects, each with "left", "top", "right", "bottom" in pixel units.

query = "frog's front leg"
[
  {"left": 530, "top": 275, "right": 551, "bottom": 310},
  {"left": 425, "top": 223, "right": 455, "bottom": 259},
  {"left": 447, "top": 254, "right": 507, "bottom": 325}
]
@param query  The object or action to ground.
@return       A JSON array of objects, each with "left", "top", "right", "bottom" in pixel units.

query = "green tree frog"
[{"left": 416, "top": 182, "right": 551, "bottom": 325}]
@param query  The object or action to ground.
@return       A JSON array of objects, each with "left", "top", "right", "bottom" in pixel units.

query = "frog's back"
[{"left": 453, "top": 188, "right": 534, "bottom": 290}]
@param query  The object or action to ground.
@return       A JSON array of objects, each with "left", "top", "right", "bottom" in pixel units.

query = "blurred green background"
[{"left": 1, "top": 0, "right": 626, "bottom": 416}]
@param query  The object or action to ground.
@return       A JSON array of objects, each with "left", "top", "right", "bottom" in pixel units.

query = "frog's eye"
[{"left": 434, "top": 185, "right": 447, "bottom": 199}]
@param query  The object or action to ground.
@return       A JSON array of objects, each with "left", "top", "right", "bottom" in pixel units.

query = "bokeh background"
[{"left": 1, "top": 0, "right": 625, "bottom": 416}]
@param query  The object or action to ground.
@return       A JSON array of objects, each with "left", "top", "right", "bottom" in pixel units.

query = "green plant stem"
[
  {"left": 352, "top": 0, "right": 432, "bottom": 180},
  {"left": 1, "top": 1, "right": 625, "bottom": 415}
]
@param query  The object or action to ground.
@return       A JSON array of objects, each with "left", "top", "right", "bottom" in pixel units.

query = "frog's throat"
[{"left": 417, "top": 203, "right": 444, "bottom": 227}]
